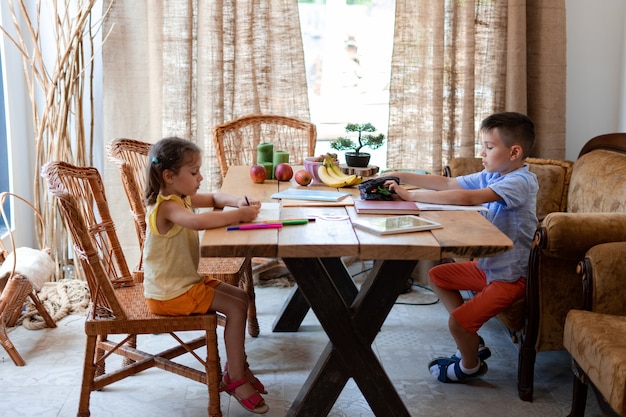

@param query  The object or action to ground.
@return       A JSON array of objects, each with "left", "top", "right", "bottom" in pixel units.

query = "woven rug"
[{"left": 18, "top": 279, "right": 90, "bottom": 330}]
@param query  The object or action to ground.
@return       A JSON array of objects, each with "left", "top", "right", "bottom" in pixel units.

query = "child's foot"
[
  {"left": 451, "top": 335, "right": 491, "bottom": 361},
  {"left": 220, "top": 373, "right": 269, "bottom": 414},
  {"left": 428, "top": 357, "right": 488, "bottom": 383},
  {"left": 224, "top": 361, "right": 267, "bottom": 393}
]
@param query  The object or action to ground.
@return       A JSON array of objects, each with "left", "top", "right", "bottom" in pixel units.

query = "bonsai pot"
[{"left": 345, "top": 152, "right": 371, "bottom": 167}]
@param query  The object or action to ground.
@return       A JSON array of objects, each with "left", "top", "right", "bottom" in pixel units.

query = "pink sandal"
[
  {"left": 224, "top": 361, "right": 267, "bottom": 394},
  {"left": 221, "top": 373, "right": 269, "bottom": 414}
]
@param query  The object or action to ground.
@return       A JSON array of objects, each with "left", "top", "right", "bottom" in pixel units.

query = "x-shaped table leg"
[
  {"left": 273, "top": 257, "right": 358, "bottom": 332},
  {"left": 282, "top": 257, "right": 417, "bottom": 417}
]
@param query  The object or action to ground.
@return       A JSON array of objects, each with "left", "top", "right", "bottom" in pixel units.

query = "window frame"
[{"left": 0, "top": 1, "right": 37, "bottom": 249}]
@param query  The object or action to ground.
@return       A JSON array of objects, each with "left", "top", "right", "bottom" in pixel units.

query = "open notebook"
[{"left": 271, "top": 189, "right": 351, "bottom": 202}]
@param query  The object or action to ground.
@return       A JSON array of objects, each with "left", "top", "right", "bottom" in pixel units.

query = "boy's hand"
[{"left": 384, "top": 180, "right": 410, "bottom": 201}]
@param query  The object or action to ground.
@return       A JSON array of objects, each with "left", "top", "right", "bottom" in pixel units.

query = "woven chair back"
[
  {"left": 42, "top": 161, "right": 134, "bottom": 320},
  {"left": 212, "top": 114, "right": 316, "bottom": 178},
  {"left": 107, "top": 138, "right": 152, "bottom": 270}
]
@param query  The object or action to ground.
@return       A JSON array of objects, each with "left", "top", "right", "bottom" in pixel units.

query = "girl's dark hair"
[
  {"left": 144, "top": 137, "right": 201, "bottom": 205},
  {"left": 480, "top": 112, "right": 536, "bottom": 158}
]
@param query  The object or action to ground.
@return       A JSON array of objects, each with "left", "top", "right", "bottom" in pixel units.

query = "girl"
[{"left": 143, "top": 137, "right": 268, "bottom": 414}]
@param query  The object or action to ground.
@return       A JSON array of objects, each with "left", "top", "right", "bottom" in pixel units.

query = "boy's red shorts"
[{"left": 428, "top": 261, "right": 526, "bottom": 333}]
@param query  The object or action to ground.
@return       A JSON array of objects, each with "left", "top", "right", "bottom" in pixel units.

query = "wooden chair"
[
  {"left": 41, "top": 161, "right": 222, "bottom": 417},
  {"left": 212, "top": 113, "right": 317, "bottom": 179},
  {"left": 107, "top": 138, "right": 259, "bottom": 337},
  {"left": 212, "top": 114, "right": 317, "bottom": 276},
  {"left": 0, "top": 192, "right": 56, "bottom": 366}
]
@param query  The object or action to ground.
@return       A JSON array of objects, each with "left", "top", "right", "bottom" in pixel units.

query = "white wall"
[{"left": 566, "top": 0, "right": 626, "bottom": 160}]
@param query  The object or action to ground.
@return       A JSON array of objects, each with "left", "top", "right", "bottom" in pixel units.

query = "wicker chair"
[
  {"left": 107, "top": 138, "right": 259, "bottom": 337},
  {"left": 212, "top": 114, "right": 317, "bottom": 276},
  {"left": 212, "top": 113, "right": 317, "bottom": 179},
  {"left": 0, "top": 192, "right": 56, "bottom": 366},
  {"left": 42, "top": 161, "right": 222, "bottom": 417}
]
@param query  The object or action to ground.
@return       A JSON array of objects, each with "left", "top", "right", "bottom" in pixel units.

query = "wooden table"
[{"left": 202, "top": 166, "right": 513, "bottom": 417}]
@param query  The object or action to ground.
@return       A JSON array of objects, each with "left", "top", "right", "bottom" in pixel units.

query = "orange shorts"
[
  {"left": 428, "top": 261, "right": 526, "bottom": 333},
  {"left": 146, "top": 277, "right": 221, "bottom": 316}
]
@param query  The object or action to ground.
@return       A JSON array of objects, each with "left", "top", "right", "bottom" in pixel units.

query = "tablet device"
[{"left": 352, "top": 215, "right": 442, "bottom": 235}]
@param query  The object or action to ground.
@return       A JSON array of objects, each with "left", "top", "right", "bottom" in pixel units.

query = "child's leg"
[
  {"left": 209, "top": 283, "right": 257, "bottom": 397},
  {"left": 428, "top": 262, "right": 489, "bottom": 382},
  {"left": 430, "top": 275, "right": 526, "bottom": 382},
  {"left": 451, "top": 278, "right": 526, "bottom": 366},
  {"left": 428, "top": 261, "right": 486, "bottom": 314}
]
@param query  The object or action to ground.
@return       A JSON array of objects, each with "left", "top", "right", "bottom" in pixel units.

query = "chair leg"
[
  {"left": 517, "top": 341, "right": 537, "bottom": 401},
  {"left": 78, "top": 334, "right": 98, "bottom": 417},
  {"left": 121, "top": 335, "right": 137, "bottom": 367},
  {"left": 0, "top": 276, "right": 29, "bottom": 365},
  {"left": 27, "top": 291, "right": 57, "bottom": 328},
  {"left": 244, "top": 259, "right": 259, "bottom": 337},
  {"left": 567, "top": 360, "right": 588, "bottom": 417},
  {"left": 206, "top": 327, "right": 223, "bottom": 417},
  {"left": 0, "top": 324, "right": 26, "bottom": 366}
]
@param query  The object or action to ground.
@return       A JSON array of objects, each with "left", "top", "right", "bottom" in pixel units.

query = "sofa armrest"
[
  {"left": 535, "top": 212, "right": 626, "bottom": 261},
  {"left": 579, "top": 241, "right": 626, "bottom": 315}
]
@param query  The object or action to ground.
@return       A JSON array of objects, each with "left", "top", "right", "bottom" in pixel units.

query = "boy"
[{"left": 383, "top": 112, "right": 538, "bottom": 383}]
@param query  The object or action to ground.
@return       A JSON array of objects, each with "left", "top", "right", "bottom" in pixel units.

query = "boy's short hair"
[{"left": 480, "top": 112, "right": 535, "bottom": 158}]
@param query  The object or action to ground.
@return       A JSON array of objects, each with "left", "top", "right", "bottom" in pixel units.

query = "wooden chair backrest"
[
  {"left": 107, "top": 138, "right": 152, "bottom": 253},
  {"left": 42, "top": 161, "right": 134, "bottom": 320},
  {"left": 212, "top": 114, "right": 317, "bottom": 178}
]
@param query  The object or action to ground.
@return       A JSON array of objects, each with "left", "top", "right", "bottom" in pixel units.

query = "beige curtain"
[
  {"left": 102, "top": 0, "right": 309, "bottom": 265},
  {"left": 388, "top": 0, "right": 566, "bottom": 174},
  {"left": 102, "top": 0, "right": 309, "bottom": 184}
]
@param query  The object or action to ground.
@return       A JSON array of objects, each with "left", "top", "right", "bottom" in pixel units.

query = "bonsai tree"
[{"left": 330, "top": 122, "right": 386, "bottom": 156}]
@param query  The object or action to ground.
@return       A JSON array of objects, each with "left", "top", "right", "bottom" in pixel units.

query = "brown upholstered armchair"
[
  {"left": 563, "top": 241, "right": 626, "bottom": 417},
  {"left": 519, "top": 134, "right": 626, "bottom": 401}
]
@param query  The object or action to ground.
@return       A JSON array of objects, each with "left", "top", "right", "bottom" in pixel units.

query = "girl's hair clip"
[{"left": 152, "top": 157, "right": 159, "bottom": 164}]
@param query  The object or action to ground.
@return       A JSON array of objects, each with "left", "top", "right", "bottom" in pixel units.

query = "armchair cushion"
[{"left": 564, "top": 310, "right": 626, "bottom": 416}]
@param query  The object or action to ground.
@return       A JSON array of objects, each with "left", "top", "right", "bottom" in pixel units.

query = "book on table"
[
  {"left": 352, "top": 215, "right": 442, "bottom": 235},
  {"left": 354, "top": 199, "right": 488, "bottom": 214},
  {"left": 354, "top": 199, "right": 421, "bottom": 214}
]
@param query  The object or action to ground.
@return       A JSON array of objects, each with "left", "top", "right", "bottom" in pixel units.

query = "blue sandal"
[
  {"left": 451, "top": 335, "right": 492, "bottom": 361},
  {"left": 428, "top": 357, "right": 488, "bottom": 383}
]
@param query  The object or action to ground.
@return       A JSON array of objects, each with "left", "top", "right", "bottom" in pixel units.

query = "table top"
[{"left": 201, "top": 166, "right": 513, "bottom": 260}]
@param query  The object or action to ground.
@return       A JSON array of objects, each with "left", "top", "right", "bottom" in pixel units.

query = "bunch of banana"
[{"left": 317, "top": 157, "right": 363, "bottom": 188}]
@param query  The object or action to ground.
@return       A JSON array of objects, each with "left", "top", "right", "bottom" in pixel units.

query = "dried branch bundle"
[{"left": 0, "top": 0, "right": 110, "bottom": 271}]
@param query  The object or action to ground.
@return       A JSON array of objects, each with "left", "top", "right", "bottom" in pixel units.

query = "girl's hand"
[{"left": 238, "top": 205, "right": 261, "bottom": 223}]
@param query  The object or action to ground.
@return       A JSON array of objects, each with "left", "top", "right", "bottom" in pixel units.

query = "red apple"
[
  {"left": 274, "top": 163, "right": 294, "bottom": 181},
  {"left": 294, "top": 169, "right": 312, "bottom": 186},
  {"left": 249, "top": 164, "right": 266, "bottom": 183}
]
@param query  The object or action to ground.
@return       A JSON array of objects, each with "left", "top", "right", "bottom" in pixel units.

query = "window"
[
  {"left": 0, "top": 50, "right": 9, "bottom": 236},
  {"left": 299, "top": 0, "right": 395, "bottom": 168}
]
